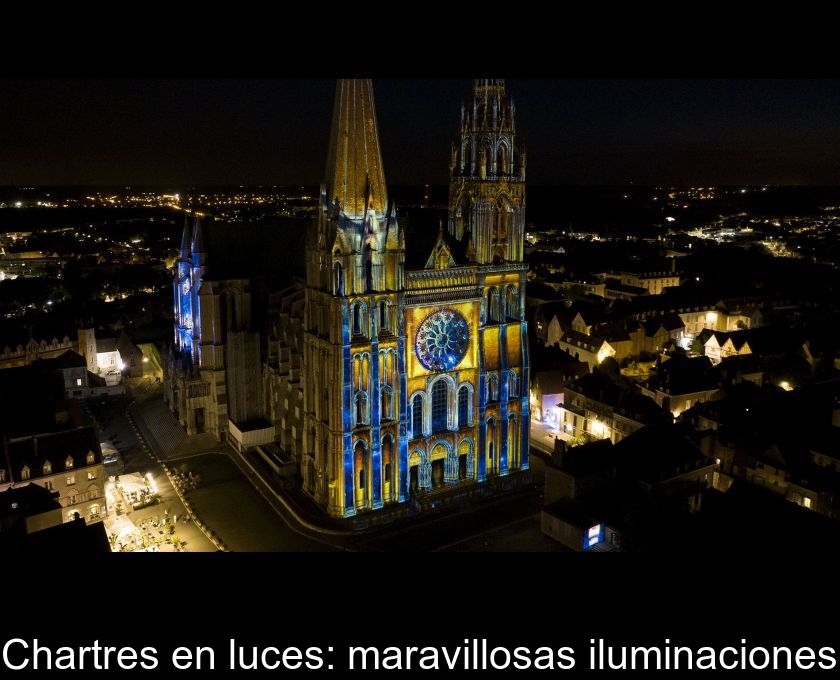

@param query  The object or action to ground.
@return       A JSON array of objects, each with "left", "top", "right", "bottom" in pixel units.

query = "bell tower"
[
  {"left": 303, "top": 79, "right": 405, "bottom": 518},
  {"left": 448, "top": 79, "right": 526, "bottom": 264}
]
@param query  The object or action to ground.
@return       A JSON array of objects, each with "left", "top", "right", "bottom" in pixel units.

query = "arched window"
[
  {"left": 487, "top": 373, "right": 499, "bottom": 403},
  {"left": 506, "top": 286, "right": 518, "bottom": 319},
  {"left": 431, "top": 381, "right": 449, "bottom": 433},
  {"left": 509, "top": 371, "right": 519, "bottom": 399},
  {"left": 381, "top": 386, "right": 393, "bottom": 422},
  {"left": 379, "top": 350, "right": 391, "bottom": 387},
  {"left": 458, "top": 385, "right": 471, "bottom": 428},
  {"left": 486, "top": 288, "right": 497, "bottom": 323},
  {"left": 354, "top": 392, "right": 368, "bottom": 427},
  {"left": 352, "top": 303, "right": 364, "bottom": 337},
  {"left": 333, "top": 261, "right": 343, "bottom": 296},
  {"left": 411, "top": 394, "right": 424, "bottom": 438},
  {"left": 498, "top": 144, "right": 509, "bottom": 175},
  {"left": 378, "top": 300, "right": 389, "bottom": 334}
]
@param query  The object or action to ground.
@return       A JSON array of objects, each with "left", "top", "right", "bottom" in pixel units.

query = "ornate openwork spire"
[
  {"left": 474, "top": 78, "right": 505, "bottom": 92},
  {"left": 325, "top": 79, "right": 388, "bottom": 220}
]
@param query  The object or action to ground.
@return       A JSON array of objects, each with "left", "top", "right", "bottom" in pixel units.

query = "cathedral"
[
  {"left": 166, "top": 218, "right": 267, "bottom": 449},
  {"left": 303, "top": 79, "right": 530, "bottom": 518}
]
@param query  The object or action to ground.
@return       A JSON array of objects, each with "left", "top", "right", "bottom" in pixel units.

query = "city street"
[
  {"left": 130, "top": 387, "right": 337, "bottom": 552},
  {"left": 113, "top": 385, "right": 557, "bottom": 552},
  {"left": 530, "top": 418, "right": 571, "bottom": 455},
  {"left": 86, "top": 396, "right": 216, "bottom": 552}
]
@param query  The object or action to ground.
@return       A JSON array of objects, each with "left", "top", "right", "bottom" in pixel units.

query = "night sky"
[{"left": 1, "top": 79, "right": 838, "bottom": 187}]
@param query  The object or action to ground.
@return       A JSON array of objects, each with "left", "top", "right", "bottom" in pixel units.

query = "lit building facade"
[
  {"left": 165, "top": 218, "right": 267, "bottom": 443},
  {"left": 303, "top": 79, "right": 530, "bottom": 518},
  {"left": 0, "top": 426, "right": 106, "bottom": 524}
]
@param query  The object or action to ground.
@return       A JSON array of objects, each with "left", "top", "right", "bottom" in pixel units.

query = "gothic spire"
[
  {"left": 180, "top": 217, "right": 193, "bottom": 260},
  {"left": 191, "top": 216, "right": 205, "bottom": 255},
  {"left": 474, "top": 79, "right": 506, "bottom": 92},
  {"left": 325, "top": 79, "right": 388, "bottom": 220}
]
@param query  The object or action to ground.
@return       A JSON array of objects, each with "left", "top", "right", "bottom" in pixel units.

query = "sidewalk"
[
  {"left": 134, "top": 392, "right": 219, "bottom": 460},
  {"left": 129, "top": 394, "right": 342, "bottom": 550}
]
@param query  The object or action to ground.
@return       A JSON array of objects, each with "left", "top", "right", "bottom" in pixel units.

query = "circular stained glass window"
[{"left": 415, "top": 308, "right": 470, "bottom": 372}]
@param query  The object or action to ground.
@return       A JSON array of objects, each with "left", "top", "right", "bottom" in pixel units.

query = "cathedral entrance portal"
[
  {"left": 409, "top": 451, "right": 422, "bottom": 496},
  {"left": 458, "top": 440, "right": 474, "bottom": 482},
  {"left": 354, "top": 441, "right": 368, "bottom": 512},
  {"left": 195, "top": 408, "right": 205, "bottom": 434},
  {"left": 431, "top": 443, "right": 448, "bottom": 489}
]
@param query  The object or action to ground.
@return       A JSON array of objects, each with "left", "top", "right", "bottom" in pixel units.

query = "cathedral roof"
[
  {"left": 403, "top": 211, "right": 469, "bottom": 270},
  {"left": 325, "top": 79, "right": 388, "bottom": 220}
]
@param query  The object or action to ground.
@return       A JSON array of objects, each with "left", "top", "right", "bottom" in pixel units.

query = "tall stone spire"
[
  {"left": 191, "top": 217, "right": 205, "bottom": 255},
  {"left": 325, "top": 79, "right": 388, "bottom": 220},
  {"left": 179, "top": 217, "right": 193, "bottom": 260}
]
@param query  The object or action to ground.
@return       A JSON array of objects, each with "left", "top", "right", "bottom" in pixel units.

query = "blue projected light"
[{"left": 415, "top": 309, "right": 470, "bottom": 372}]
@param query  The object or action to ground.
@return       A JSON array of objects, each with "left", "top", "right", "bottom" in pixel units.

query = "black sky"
[{"left": 1, "top": 79, "right": 838, "bottom": 187}]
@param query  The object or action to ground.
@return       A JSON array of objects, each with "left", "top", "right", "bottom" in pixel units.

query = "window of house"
[
  {"left": 76, "top": 378, "right": 83, "bottom": 386},
  {"left": 87, "top": 471, "right": 96, "bottom": 480},
  {"left": 65, "top": 456, "right": 74, "bottom": 470},
  {"left": 67, "top": 475, "right": 76, "bottom": 485},
  {"left": 44, "top": 480, "right": 54, "bottom": 491},
  {"left": 43, "top": 461, "right": 52, "bottom": 475},
  {"left": 20, "top": 467, "right": 30, "bottom": 481},
  {"left": 86, "top": 451, "right": 95, "bottom": 464},
  {"left": 0, "top": 469, "right": 5, "bottom": 483}
]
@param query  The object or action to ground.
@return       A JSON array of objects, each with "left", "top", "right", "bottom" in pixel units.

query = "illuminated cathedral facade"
[{"left": 303, "top": 79, "right": 530, "bottom": 518}]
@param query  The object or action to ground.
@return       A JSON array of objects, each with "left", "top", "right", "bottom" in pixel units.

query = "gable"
[{"left": 424, "top": 240, "right": 456, "bottom": 270}]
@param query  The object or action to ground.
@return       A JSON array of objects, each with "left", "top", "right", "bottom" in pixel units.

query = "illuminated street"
[
  {"left": 87, "top": 395, "right": 216, "bottom": 552},
  {"left": 530, "top": 418, "right": 571, "bottom": 455}
]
